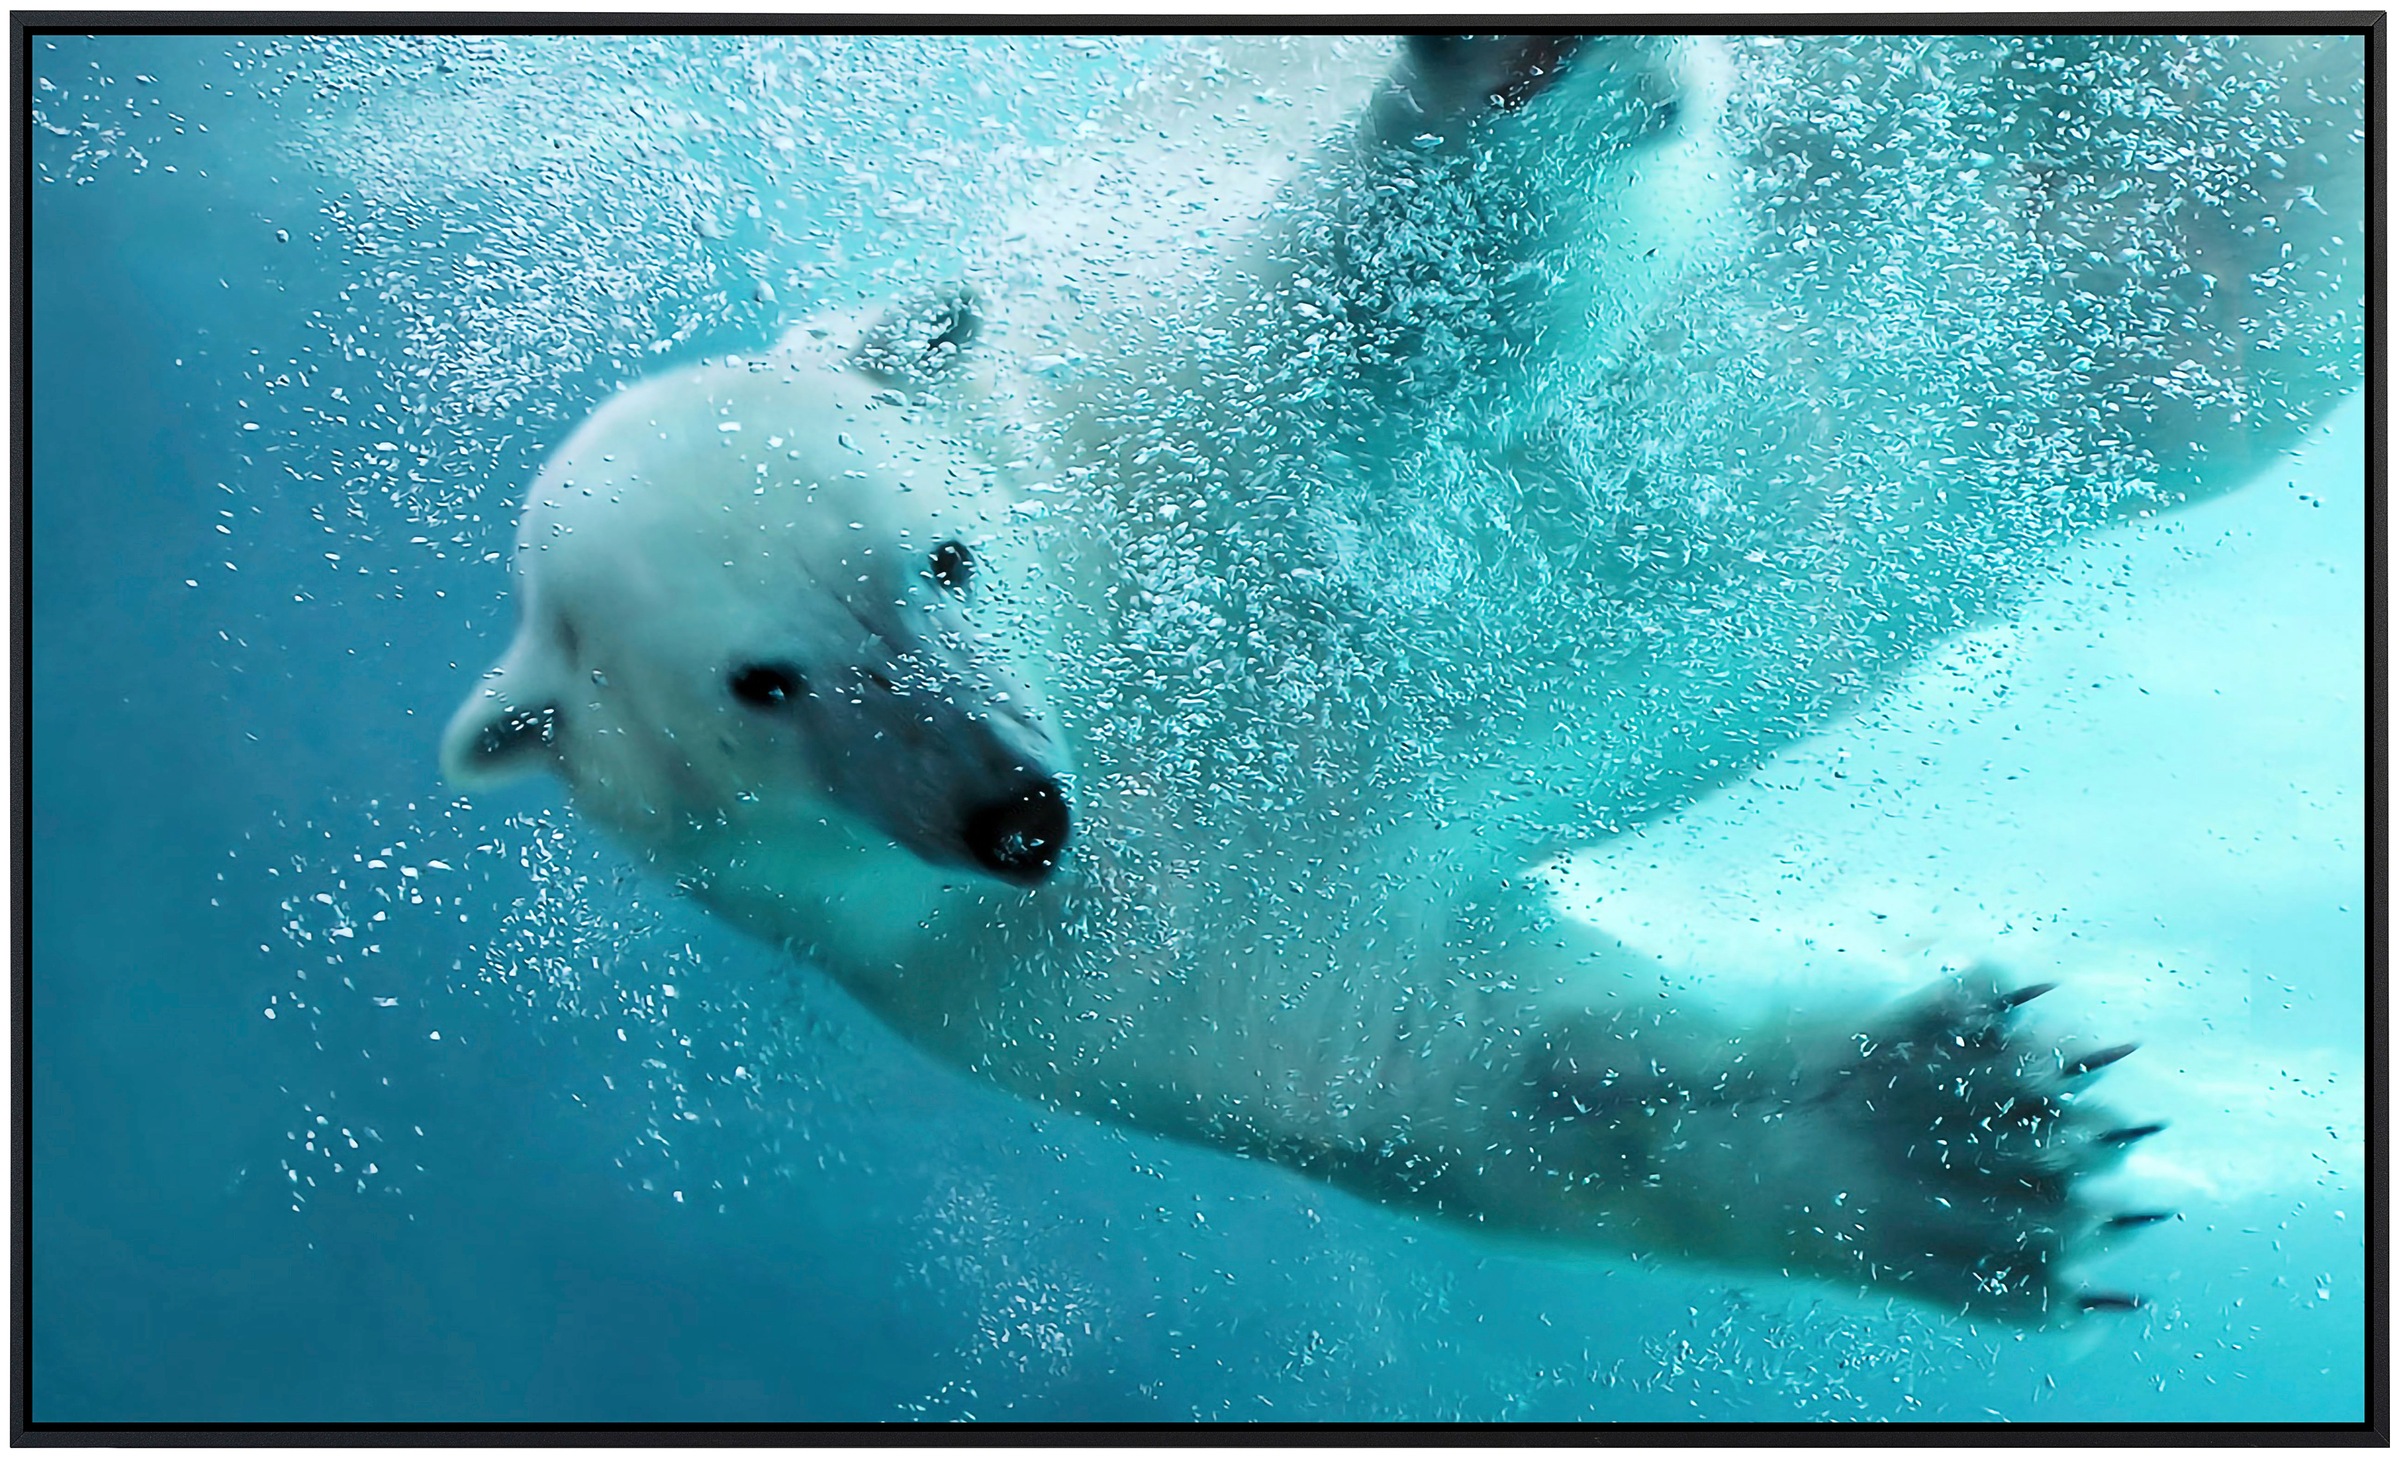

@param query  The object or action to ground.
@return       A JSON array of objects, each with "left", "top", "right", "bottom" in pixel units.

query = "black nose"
[{"left": 962, "top": 778, "right": 1070, "bottom": 885}]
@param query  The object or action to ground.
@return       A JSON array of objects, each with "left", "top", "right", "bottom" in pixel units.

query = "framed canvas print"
[{"left": 18, "top": 20, "right": 2381, "bottom": 1437}]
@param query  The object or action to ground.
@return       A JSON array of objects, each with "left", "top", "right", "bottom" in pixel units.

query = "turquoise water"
[{"left": 30, "top": 34, "right": 2367, "bottom": 1424}]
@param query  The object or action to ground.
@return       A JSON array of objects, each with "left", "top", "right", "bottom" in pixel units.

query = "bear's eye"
[
  {"left": 728, "top": 662, "right": 807, "bottom": 709},
  {"left": 929, "top": 540, "right": 973, "bottom": 593}
]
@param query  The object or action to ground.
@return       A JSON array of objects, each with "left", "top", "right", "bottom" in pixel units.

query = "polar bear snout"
[
  {"left": 789, "top": 646, "right": 1073, "bottom": 884},
  {"left": 961, "top": 777, "right": 1071, "bottom": 885}
]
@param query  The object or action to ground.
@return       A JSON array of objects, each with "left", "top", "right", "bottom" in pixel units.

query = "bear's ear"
[
  {"left": 439, "top": 644, "right": 567, "bottom": 791},
  {"left": 851, "top": 282, "right": 981, "bottom": 387}
]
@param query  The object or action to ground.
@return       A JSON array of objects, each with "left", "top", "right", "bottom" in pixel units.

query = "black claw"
[
  {"left": 2063, "top": 1042, "right": 2138, "bottom": 1077},
  {"left": 2105, "top": 1210, "right": 2175, "bottom": 1230},
  {"left": 1996, "top": 981, "right": 2057, "bottom": 1011},
  {"left": 2097, "top": 1121, "right": 2167, "bottom": 1146},
  {"left": 2078, "top": 1292, "right": 2143, "bottom": 1313}
]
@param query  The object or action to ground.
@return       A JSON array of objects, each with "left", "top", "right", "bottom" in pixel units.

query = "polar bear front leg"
[
  {"left": 1514, "top": 972, "right": 2165, "bottom": 1322},
  {"left": 1376, "top": 34, "right": 1684, "bottom": 134},
  {"left": 1223, "top": 32, "right": 1730, "bottom": 452}
]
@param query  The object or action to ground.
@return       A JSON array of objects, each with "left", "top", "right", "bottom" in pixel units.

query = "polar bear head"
[{"left": 441, "top": 290, "right": 1074, "bottom": 888}]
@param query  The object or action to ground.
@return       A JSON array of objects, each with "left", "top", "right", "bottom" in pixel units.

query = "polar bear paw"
[
  {"left": 1768, "top": 972, "right": 2168, "bottom": 1322},
  {"left": 1535, "top": 970, "right": 2168, "bottom": 1324}
]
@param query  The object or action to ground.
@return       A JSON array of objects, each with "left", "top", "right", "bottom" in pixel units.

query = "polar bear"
[{"left": 441, "top": 35, "right": 2361, "bottom": 1322}]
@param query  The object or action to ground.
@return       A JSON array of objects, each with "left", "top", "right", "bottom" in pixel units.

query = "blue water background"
[{"left": 29, "top": 35, "right": 2368, "bottom": 1422}]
